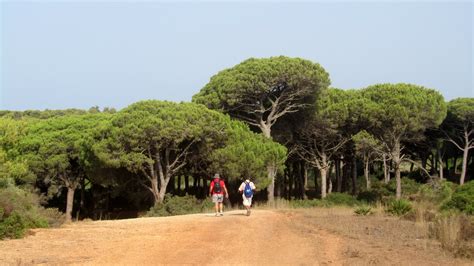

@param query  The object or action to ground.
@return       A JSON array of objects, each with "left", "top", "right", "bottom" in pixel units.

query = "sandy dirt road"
[
  {"left": 0, "top": 210, "right": 341, "bottom": 265},
  {"left": 0, "top": 209, "right": 470, "bottom": 265}
]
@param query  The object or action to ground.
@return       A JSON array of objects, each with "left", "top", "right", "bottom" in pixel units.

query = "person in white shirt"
[{"left": 238, "top": 179, "right": 256, "bottom": 216}]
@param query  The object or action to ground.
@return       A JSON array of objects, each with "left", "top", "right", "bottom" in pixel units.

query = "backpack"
[
  {"left": 213, "top": 179, "right": 222, "bottom": 193},
  {"left": 244, "top": 182, "right": 253, "bottom": 198}
]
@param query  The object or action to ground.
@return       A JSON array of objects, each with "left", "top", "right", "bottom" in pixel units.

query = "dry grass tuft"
[{"left": 429, "top": 214, "right": 474, "bottom": 258}]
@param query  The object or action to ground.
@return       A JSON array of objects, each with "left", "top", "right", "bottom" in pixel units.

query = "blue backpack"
[{"left": 244, "top": 182, "right": 253, "bottom": 198}]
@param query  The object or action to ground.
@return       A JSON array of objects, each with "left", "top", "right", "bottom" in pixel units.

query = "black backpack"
[{"left": 213, "top": 179, "right": 222, "bottom": 193}]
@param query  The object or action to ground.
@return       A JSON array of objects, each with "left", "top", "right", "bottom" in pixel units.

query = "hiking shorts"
[
  {"left": 242, "top": 194, "right": 253, "bottom": 207},
  {"left": 212, "top": 194, "right": 224, "bottom": 203}
]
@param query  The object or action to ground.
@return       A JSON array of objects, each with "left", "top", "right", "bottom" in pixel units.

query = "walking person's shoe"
[
  {"left": 219, "top": 212, "right": 224, "bottom": 216},
  {"left": 246, "top": 209, "right": 251, "bottom": 216},
  {"left": 215, "top": 213, "right": 219, "bottom": 217}
]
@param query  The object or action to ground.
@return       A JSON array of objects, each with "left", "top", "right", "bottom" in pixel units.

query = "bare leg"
[{"left": 219, "top": 202, "right": 224, "bottom": 214}]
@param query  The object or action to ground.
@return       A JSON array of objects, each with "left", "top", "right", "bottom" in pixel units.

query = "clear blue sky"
[{"left": 1, "top": 1, "right": 472, "bottom": 111}]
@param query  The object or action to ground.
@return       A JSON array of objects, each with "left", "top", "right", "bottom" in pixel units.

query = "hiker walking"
[
  {"left": 238, "top": 178, "right": 256, "bottom": 216},
  {"left": 209, "top": 173, "right": 229, "bottom": 216}
]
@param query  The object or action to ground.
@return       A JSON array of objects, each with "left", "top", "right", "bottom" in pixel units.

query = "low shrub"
[
  {"left": 0, "top": 186, "right": 57, "bottom": 239},
  {"left": 357, "top": 190, "right": 380, "bottom": 204},
  {"left": 386, "top": 177, "right": 421, "bottom": 198},
  {"left": 39, "top": 208, "right": 66, "bottom": 228},
  {"left": 442, "top": 180, "right": 474, "bottom": 215},
  {"left": 418, "top": 179, "right": 457, "bottom": 205},
  {"left": 354, "top": 205, "right": 373, "bottom": 216},
  {"left": 386, "top": 199, "right": 412, "bottom": 216},
  {"left": 289, "top": 193, "right": 361, "bottom": 208},
  {"left": 146, "top": 194, "right": 214, "bottom": 217},
  {"left": 324, "top": 193, "right": 360, "bottom": 206}
]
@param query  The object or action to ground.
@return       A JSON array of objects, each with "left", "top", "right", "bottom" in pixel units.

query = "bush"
[
  {"left": 146, "top": 194, "right": 214, "bottom": 217},
  {"left": 324, "top": 193, "right": 360, "bottom": 206},
  {"left": 442, "top": 181, "right": 474, "bottom": 215},
  {"left": 386, "top": 199, "right": 412, "bottom": 216},
  {"left": 289, "top": 193, "right": 360, "bottom": 208},
  {"left": 357, "top": 190, "right": 380, "bottom": 204},
  {"left": 418, "top": 179, "right": 457, "bottom": 205},
  {"left": 39, "top": 208, "right": 66, "bottom": 228},
  {"left": 0, "top": 187, "right": 55, "bottom": 239},
  {"left": 386, "top": 177, "right": 421, "bottom": 198},
  {"left": 354, "top": 205, "right": 373, "bottom": 216}
]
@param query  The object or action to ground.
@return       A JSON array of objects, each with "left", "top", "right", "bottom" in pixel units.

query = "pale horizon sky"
[{"left": 1, "top": 1, "right": 473, "bottom": 111}]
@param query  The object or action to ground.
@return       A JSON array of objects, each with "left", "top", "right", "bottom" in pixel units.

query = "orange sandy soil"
[{"left": 0, "top": 209, "right": 471, "bottom": 265}]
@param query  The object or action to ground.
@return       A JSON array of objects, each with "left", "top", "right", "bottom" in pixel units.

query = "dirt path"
[
  {"left": 0, "top": 210, "right": 342, "bottom": 265},
  {"left": 0, "top": 209, "right": 470, "bottom": 265}
]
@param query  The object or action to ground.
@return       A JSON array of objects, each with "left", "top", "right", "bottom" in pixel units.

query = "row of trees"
[
  {"left": 193, "top": 56, "right": 472, "bottom": 200},
  {"left": 1, "top": 56, "right": 473, "bottom": 222},
  {"left": 1, "top": 101, "right": 286, "bottom": 221}
]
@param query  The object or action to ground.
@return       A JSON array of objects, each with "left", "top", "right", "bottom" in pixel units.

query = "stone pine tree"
[
  {"left": 352, "top": 130, "right": 383, "bottom": 190},
  {"left": 360, "top": 83, "right": 446, "bottom": 199},
  {"left": 96, "top": 100, "right": 286, "bottom": 205},
  {"left": 95, "top": 101, "right": 232, "bottom": 205},
  {"left": 209, "top": 121, "right": 287, "bottom": 188},
  {"left": 193, "top": 56, "right": 330, "bottom": 202},
  {"left": 18, "top": 114, "right": 110, "bottom": 222},
  {"left": 295, "top": 88, "right": 355, "bottom": 198},
  {"left": 0, "top": 118, "right": 34, "bottom": 187},
  {"left": 442, "top": 98, "right": 474, "bottom": 185}
]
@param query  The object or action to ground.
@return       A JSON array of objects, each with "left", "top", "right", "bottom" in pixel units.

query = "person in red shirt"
[{"left": 209, "top": 173, "right": 229, "bottom": 216}]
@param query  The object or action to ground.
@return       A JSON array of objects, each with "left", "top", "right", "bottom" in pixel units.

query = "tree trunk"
[
  {"left": 320, "top": 153, "right": 328, "bottom": 199},
  {"left": 177, "top": 175, "right": 182, "bottom": 194},
  {"left": 335, "top": 159, "right": 342, "bottom": 192},
  {"left": 151, "top": 175, "right": 160, "bottom": 204},
  {"left": 65, "top": 186, "right": 75, "bottom": 222},
  {"left": 260, "top": 123, "right": 271, "bottom": 139},
  {"left": 320, "top": 167, "right": 327, "bottom": 199},
  {"left": 364, "top": 155, "right": 371, "bottom": 190},
  {"left": 185, "top": 175, "right": 189, "bottom": 193},
  {"left": 77, "top": 178, "right": 85, "bottom": 220},
  {"left": 460, "top": 144, "right": 469, "bottom": 185},
  {"left": 394, "top": 140, "right": 402, "bottom": 200},
  {"left": 352, "top": 157, "right": 358, "bottom": 195},
  {"left": 437, "top": 148, "right": 444, "bottom": 180},
  {"left": 267, "top": 165, "right": 277, "bottom": 204},
  {"left": 302, "top": 162, "right": 308, "bottom": 199},
  {"left": 313, "top": 167, "right": 319, "bottom": 194},
  {"left": 454, "top": 157, "right": 458, "bottom": 174},
  {"left": 328, "top": 164, "right": 334, "bottom": 194},
  {"left": 261, "top": 122, "right": 278, "bottom": 202},
  {"left": 439, "top": 156, "right": 444, "bottom": 180},
  {"left": 383, "top": 154, "right": 390, "bottom": 184}
]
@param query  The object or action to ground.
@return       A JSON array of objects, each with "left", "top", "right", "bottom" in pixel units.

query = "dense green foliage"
[
  {"left": 443, "top": 181, "right": 474, "bottom": 215},
  {"left": 0, "top": 185, "right": 64, "bottom": 239},
  {"left": 192, "top": 56, "right": 330, "bottom": 131},
  {"left": 359, "top": 83, "right": 447, "bottom": 199}
]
